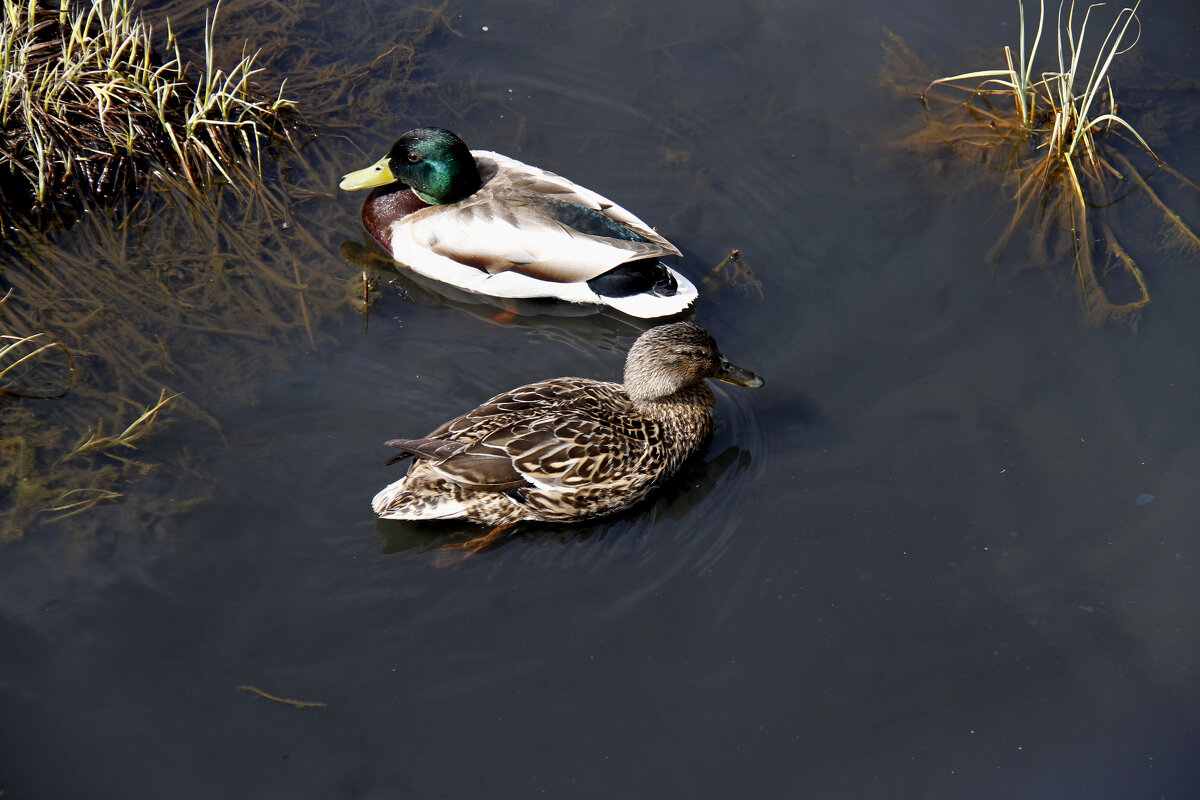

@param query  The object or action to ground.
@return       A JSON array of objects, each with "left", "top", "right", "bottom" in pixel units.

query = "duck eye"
[{"left": 407, "top": 153, "right": 422, "bottom": 164}]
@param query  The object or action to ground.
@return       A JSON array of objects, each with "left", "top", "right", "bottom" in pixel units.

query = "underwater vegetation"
[
  {"left": 908, "top": 0, "right": 1199, "bottom": 323},
  {"left": 0, "top": 0, "right": 457, "bottom": 541}
]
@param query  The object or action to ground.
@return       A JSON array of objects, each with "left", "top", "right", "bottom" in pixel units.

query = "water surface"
[{"left": 3, "top": 0, "right": 1200, "bottom": 797}]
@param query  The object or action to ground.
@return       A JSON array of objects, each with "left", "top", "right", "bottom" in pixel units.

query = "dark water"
[{"left": 4, "top": 0, "right": 1200, "bottom": 797}]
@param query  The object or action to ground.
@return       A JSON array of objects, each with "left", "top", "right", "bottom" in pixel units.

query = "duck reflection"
[{"left": 341, "top": 236, "right": 690, "bottom": 350}]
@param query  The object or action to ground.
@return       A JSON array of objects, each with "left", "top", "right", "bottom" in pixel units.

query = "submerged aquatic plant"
[
  {"left": 919, "top": 0, "right": 1199, "bottom": 323},
  {"left": 0, "top": 0, "right": 295, "bottom": 228},
  {"left": 0, "top": 0, "right": 459, "bottom": 541},
  {"left": 0, "top": 291, "right": 74, "bottom": 398}
]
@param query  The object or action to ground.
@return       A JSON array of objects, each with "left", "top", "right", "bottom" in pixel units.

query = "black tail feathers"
[{"left": 586, "top": 259, "right": 678, "bottom": 298}]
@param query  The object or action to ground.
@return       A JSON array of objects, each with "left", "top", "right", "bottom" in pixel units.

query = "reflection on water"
[
  {"left": 340, "top": 234, "right": 660, "bottom": 345},
  {"left": 2, "top": 0, "right": 1200, "bottom": 798}
]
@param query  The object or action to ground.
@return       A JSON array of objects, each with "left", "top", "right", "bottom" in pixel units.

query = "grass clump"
[
  {"left": 0, "top": 0, "right": 294, "bottom": 229},
  {"left": 919, "top": 0, "right": 1200, "bottom": 323},
  {"left": 1, "top": 0, "right": 459, "bottom": 541}
]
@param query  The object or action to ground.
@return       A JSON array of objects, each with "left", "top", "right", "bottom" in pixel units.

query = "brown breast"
[{"left": 361, "top": 186, "right": 431, "bottom": 251}]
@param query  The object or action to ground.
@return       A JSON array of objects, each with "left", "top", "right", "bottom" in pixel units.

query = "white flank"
[
  {"left": 372, "top": 480, "right": 470, "bottom": 520},
  {"left": 387, "top": 225, "right": 698, "bottom": 318}
]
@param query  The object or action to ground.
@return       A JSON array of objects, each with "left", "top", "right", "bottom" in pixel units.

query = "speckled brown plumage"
[{"left": 371, "top": 323, "right": 763, "bottom": 532}]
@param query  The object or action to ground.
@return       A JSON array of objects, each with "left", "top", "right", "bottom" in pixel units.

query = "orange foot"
[{"left": 439, "top": 523, "right": 519, "bottom": 556}]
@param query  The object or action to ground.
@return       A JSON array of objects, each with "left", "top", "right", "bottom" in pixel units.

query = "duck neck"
[
  {"left": 631, "top": 383, "right": 716, "bottom": 444},
  {"left": 630, "top": 379, "right": 714, "bottom": 410}
]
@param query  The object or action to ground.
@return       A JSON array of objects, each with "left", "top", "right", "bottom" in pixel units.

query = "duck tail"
[
  {"left": 372, "top": 478, "right": 473, "bottom": 520},
  {"left": 597, "top": 266, "right": 698, "bottom": 318}
]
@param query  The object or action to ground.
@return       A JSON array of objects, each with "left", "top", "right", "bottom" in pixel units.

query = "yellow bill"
[{"left": 339, "top": 156, "right": 398, "bottom": 191}]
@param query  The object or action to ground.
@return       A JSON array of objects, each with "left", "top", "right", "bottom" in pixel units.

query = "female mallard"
[
  {"left": 372, "top": 322, "right": 762, "bottom": 551},
  {"left": 339, "top": 127, "right": 698, "bottom": 318}
]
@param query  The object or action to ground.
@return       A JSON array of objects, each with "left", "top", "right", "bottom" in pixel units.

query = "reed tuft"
[
  {"left": 919, "top": 0, "right": 1199, "bottom": 323},
  {"left": 1, "top": 0, "right": 455, "bottom": 541},
  {"left": 0, "top": 0, "right": 295, "bottom": 229}
]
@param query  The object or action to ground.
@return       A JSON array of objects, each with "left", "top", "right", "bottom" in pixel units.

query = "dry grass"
[
  {"left": 918, "top": 0, "right": 1199, "bottom": 323},
  {"left": 0, "top": 0, "right": 298, "bottom": 229},
  {"left": 0, "top": 0, "right": 458, "bottom": 540}
]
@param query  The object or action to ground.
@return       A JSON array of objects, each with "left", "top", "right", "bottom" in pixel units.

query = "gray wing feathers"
[
  {"left": 402, "top": 151, "right": 682, "bottom": 283},
  {"left": 385, "top": 436, "right": 527, "bottom": 490},
  {"left": 385, "top": 379, "right": 652, "bottom": 494}
]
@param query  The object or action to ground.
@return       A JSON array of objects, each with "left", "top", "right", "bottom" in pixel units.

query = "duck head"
[
  {"left": 623, "top": 322, "right": 763, "bottom": 403},
  {"left": 339, "top": 127, "right": 482, "bottom": 205}
]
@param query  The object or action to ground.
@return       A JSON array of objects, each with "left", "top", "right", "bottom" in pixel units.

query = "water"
[{"left": 3, "top": 0, "right": 1200, "bottom": 797}]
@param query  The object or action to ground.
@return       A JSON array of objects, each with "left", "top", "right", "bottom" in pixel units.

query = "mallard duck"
[
  {"left": 372, "top": 322, "right": 762, "bottom": 551},
  {"left": 339, "top": 127, "right": 698, "bottom": 318}
]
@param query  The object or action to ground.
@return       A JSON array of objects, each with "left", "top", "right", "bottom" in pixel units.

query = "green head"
[{"left": 338, "top": 127, "right": 482, "bottom": 204}]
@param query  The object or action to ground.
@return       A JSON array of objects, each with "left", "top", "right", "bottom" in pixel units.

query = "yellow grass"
[{"left": 918, "top": 0, "right": 1198, "bottom": 323}]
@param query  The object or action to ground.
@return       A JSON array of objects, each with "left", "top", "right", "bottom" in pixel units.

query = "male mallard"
[
  {"left": 339, "top": 128, "right": 698, "bottom": 318},
  {"left": 372, "top": 322, "right": 762, "bottom": 551}
]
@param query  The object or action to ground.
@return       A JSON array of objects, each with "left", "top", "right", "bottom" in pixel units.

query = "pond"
[{"left": 3, "top": 0, "right": 1200, "bottom": 797}]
